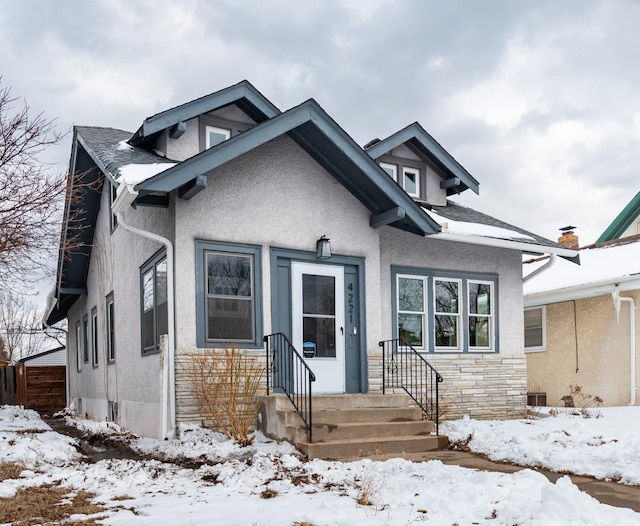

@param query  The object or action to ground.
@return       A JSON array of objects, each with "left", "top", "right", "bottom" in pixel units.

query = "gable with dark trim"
[
  {"left": 365, "top": 122, "right": 480, "bottom": 196},
  {"left": 129, "top": 80, "right": 281, "bottom": 147},
  {"left": 135, "top": 99, "right": 440, "bottom": 237}
]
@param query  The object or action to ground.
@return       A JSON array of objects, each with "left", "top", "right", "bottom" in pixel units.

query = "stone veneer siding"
[
  {"left": 368, "top": 352, "right": 527, "bottom": 421},
  {"left": 174, "top": 348, "right": 268, "bottom": 428},
  {"left": 176, "top": 348, "right": 526, "bottom": 426}
]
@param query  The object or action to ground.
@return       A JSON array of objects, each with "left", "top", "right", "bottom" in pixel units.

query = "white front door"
[{"left": 291, "top": 262, "right": 345, "bottom": 393}]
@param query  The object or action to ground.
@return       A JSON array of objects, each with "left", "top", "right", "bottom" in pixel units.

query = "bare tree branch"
[{"left": 0, "top": 78, "right": 68, "bottom": 292}]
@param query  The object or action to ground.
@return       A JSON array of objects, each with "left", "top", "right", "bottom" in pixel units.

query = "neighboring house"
[
  {"left": 597, "top": 191, "right": 640, "bottom": 243},
  {"left": 524, "top": 236, "right": 640, "bottom": 407},
  {"left": 45, "top": 80, "right": 576, "bottom": 439}
]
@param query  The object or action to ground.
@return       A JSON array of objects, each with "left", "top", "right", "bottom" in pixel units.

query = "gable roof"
[
  {"left": 365, "top": 122, "right": 480, "bottom": 196},
  {"left": 524, "top": 235, "right": 640, "bottom": 306},
  {"left": 596, "top": 191, "right": 640, "bottom": 243},
  {"left": 47, "top": 81, "right": 578, "bottom": 326},
  {"left": 129, "top": 80, "right": 281, "bottom": 147},
  {"left": 133, "top": 98, "right": 440, "bottom": 237},
  {"left": 18, "top": 346, "right": 66, "bottom": 365}
]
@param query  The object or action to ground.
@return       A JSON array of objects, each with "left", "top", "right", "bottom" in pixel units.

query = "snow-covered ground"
[
  {"left": 442, "top": 406, "right": 640, "bottom": 485},
  {"left": 1, "top": 405, "right": 640, "bottom": 525}
]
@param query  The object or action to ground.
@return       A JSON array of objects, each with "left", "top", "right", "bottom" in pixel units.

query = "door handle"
[{"left": 340, "top": 327, "right": 344, "bottom": 335}]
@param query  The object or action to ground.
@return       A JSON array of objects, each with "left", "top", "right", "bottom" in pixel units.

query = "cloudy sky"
[{"left": 2, "top": 0, "right": 639, "bottom": 249}]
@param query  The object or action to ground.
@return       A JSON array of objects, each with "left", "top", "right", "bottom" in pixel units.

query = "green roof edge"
[{"left": 596, "top": 191, "right": 640, "bottom": 243}]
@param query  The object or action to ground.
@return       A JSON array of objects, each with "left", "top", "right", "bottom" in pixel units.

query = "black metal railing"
[
  {"left": 379, "top": 339, "right": 444, "bottom": 433},
  {"left": 264, "top": 333, "right": 316, "bottom": 442}
]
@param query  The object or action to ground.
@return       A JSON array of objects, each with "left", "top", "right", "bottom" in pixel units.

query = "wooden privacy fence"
[{"left": 12, "top": 364, "right": 66, "bottom": 414}]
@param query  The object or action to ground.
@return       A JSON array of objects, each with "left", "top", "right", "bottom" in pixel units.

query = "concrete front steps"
[{"left": 256, "top": 393, "right": 447, "bottom": 460}]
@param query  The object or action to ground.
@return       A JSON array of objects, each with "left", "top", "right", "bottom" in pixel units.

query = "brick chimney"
[{"left": 558, "top": 226, "right": 579, "bottom": 249}]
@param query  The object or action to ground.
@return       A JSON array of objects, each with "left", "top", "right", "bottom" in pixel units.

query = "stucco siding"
[
  {"left": 66, "top": 179, "right": 174, "bottom": 437},
  {"left": 378, "top": 227, "right": 525, "bottom": 355},
  {"left": 172, "top": 134, "right": 382, "bottom": 350},
  {"left": 527, "top": 292, "right": 639, "bottom": 407}
]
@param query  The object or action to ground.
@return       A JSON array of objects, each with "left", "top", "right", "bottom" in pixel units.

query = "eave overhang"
[
  {"left": 434, "top": 231, "right": 580, "bottom": 261},
  {"left": 135, "top": 99, "right": 441, "bottom": 236},
  {"left": 524, "top": 274, "right": 640, "bottom": 308},
  {"left": 129, "top": 80, "right": 281, "bottom": 147},
  {"left": 365, "top": 122, "right": 480, "bottom": 196}
]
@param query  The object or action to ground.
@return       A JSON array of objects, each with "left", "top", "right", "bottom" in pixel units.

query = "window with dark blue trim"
[
  {"left": 392, "top": 267, "right": 498, "bottom": 353},
  {"left": 82, "top": 314, "right": 89, "bottom": 363},
  {"left": 91, "top": 307, "right": 98, "bottom": 368},
  {"left": 106, "top": 292, "right": 115, "bottom": 363},
  {"left": 196, "top": 240, "right": 263, "bottom": 348},
  {"left": 140, "top": 250, "right": 168, "bottom": 356}
]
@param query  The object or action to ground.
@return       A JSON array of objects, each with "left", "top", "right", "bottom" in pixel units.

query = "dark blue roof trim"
[
  {"left": 129, "top": 80, "right": 281, "bottom": 147},
  {"left": 365, "top": 122, "right": 480, "bottom": 196},
  {"left": 136, "top": 99, "right": 440, "bottom": 236}
]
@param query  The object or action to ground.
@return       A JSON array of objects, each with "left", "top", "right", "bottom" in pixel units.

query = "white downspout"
[
  {"left": 523, "top": 254, "right": 557, "bottom": 283},
  {"left": 112, "top": 184, "right": 176, "bottom": 439},
  {"left": 612, "top": 291, "right": 637, "bottom": 406}
]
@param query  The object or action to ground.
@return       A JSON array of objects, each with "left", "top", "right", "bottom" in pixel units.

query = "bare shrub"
[
  {"left": 188, "top": 346, "right": 265, "bottom": 446},
  {"left": 355, "top": 466, "right": 385, "bottom": 506}
]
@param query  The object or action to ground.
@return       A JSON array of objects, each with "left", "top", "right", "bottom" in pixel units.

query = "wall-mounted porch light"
[{"left": 316, "top": 235, "right": 332, "bottom": 259}]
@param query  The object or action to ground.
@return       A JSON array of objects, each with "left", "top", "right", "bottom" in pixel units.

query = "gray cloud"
[{"left": 1, "top": 0, "right": 638, "bottom": 249}]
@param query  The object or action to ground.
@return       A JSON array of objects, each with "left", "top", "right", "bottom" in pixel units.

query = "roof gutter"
[
  {"left": 112, "top": 184, "right": 176, "bottom": 440},
  {"left": 525, "top": 275, "right": 640, "bottom": 308},
  {"left": 433, "top": 232, "right": 579, "bottom": 259}
]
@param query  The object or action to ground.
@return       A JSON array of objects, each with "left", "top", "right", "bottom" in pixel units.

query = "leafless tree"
[
  {"left": 0, "top": 78, "right": 68, "bottom": 292},
  {"left": 0, "top": 334, "right": 8, "bottom": 362},
  {"left": 0, "top": 291, "right": 63, "bottom": 363}
]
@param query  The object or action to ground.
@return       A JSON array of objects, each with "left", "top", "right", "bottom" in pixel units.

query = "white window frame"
[
  {"left": 524, "top": 306, "right": 546, "bottom": 352},
  {"left": 403, "top": 166, "right": 420, "bottom": 198},
  {"left": 396, "top": 274, "right": 427, "bottom": 350},
  {"left": 433, "top": 277, "right": 462, "bottom": 351},
  {"left": 380, "top": 162, "right": 398, "bottom": 182},
  {"left": 467, "top": 280, "right": 494, "bottom": 352},
  {"left": 205, "top": 125, "right": 231, "bottom": 149}
]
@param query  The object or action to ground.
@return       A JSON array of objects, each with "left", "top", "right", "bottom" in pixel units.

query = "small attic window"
[
  {"left": 380, "top": 162, "right": 397, "bottom": 182},
  {"left": 206, "top": 125, "right": 231, "bottom": 149},
  {"left": 379, "top": 160, "right": 422, "bottom": 199},
  {"left": 403, "top": 167, "right": 420, "bottom": 198}
]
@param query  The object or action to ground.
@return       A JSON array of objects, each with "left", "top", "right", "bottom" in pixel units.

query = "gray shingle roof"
[
  {"left": 76, "top": 126, "right": 173, "bottom": 181},
  {"left": 428, "top": 201, "right": 566, "bottom": 250}
]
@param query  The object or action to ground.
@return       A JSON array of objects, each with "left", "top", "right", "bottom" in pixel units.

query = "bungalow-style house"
[
  {"left": 524, "top": 233, "right": 640, "bottom": 408},
  {"left": 45, "top": 81, "right": 576, "bottom": 448}
]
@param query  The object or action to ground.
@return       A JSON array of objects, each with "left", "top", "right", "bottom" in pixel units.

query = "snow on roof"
[
  {"left": 524, "top": 239, "right": 640, "bottom": 297},
  {"left": 117, "top": 162, "right": 176, "bottom": 186},
  {"left": 425, "top": 208, "right": 536, "bottom": 242}
]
